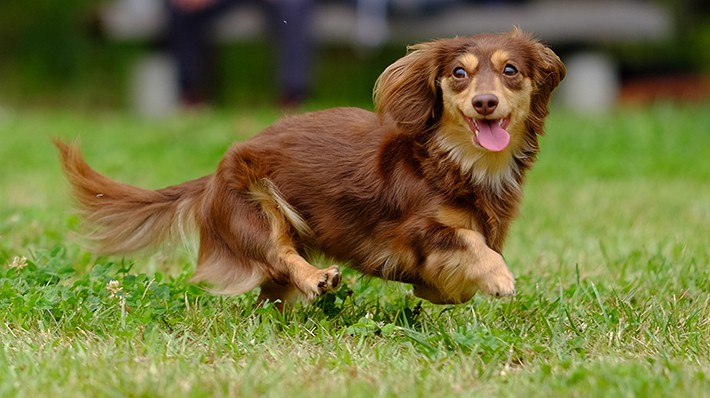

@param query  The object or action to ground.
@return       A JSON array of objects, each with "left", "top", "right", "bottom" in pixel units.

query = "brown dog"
[{"left": 56, "top": 29, "right": 565, "bottom": 306}]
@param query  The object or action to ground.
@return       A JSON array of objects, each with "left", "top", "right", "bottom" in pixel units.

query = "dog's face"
[
  {"left": 439, "top": 42, "right": 536, "bottom": 154},
  {"left": 375, "top": 30, "right": 565, "bottom": 160}
]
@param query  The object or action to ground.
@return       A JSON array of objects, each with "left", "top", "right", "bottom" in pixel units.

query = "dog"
[{"left": 56, "top": 29, "right": 565, "bottom": 307}]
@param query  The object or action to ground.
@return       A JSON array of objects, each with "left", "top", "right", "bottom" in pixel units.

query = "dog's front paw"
[
  {"left": 478, "top": 267, "right": 515, "bottom": 297},
  {"left": 473, "top": 254, "right": 516, "bottom": 297}
]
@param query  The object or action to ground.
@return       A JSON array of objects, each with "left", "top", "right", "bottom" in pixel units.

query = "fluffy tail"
[{"left": 54, "top": 140, "right": 210, "bottom": 255}]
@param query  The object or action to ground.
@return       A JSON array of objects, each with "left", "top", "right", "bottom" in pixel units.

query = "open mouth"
[{"left": 465, "top": 116, "right": 511, "bottom": 152}]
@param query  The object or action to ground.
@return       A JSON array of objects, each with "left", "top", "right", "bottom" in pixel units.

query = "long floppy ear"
[
  {"left": 535, "top": 44, "right": 566, "bottom": 102},
  {"left": 373, "top": 41, "right": 446, "bottom": 133},
  {"left": 528, "top": 42, "right": 566, "bottom": 135}
]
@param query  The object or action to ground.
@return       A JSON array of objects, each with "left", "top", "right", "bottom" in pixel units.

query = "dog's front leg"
[{"left": 416, "top": 229, "right": 515, "bottom": 303}]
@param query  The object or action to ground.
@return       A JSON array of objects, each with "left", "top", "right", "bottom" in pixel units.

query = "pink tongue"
[{"left": 474, "top": 119, "right": 510, "bottom": 152}]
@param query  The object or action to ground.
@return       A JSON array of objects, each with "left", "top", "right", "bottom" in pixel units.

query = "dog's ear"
[
  {"left": 535, "top": 44, "right": 566, "bottom": 99},
  {"left": 511, "top": 27, "right": 566, "bottom": 95},
  {"left": 528, "top": 42, "right": 566, "bottom": 134},
  {"left": 373, "top": 41, "right": 446, "bottom": 133}
]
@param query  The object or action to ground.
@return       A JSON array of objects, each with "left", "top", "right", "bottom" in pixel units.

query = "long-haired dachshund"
[{"left": 56, "top": 29, "right": 565, "bottom": 306}]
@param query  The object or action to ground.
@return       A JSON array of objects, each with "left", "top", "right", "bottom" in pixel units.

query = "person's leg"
[
  {"left": 264, "top": 0, "right": 315, "bottom": 106},
  {"left": 166, "top": 0, "right": 239, "bottom": 105}
]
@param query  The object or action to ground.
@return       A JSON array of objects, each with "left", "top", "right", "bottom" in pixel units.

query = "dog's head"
[{"left": 374, "top": 29, "right": 565, "bottom": 156}]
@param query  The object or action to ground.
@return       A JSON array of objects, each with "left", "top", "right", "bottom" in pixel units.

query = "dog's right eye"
[{"left": 453, "top": 67, "right": 468, "bottom": 79}]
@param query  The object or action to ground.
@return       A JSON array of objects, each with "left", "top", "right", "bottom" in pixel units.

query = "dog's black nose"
[{"left": 472, "top": 94, "right": 499, "bottom": 116}]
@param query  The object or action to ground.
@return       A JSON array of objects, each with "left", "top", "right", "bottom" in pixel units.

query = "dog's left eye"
[
  {"left": 503, "top": 64, "right": 518, "bottom": 76},
  {"left": 453, "top": 67, "right": 468, "bottom": 79}
]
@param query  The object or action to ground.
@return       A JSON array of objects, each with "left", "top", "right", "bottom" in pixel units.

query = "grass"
[{"left": 1, "top": 102, "right": 709, "bottom": 397}]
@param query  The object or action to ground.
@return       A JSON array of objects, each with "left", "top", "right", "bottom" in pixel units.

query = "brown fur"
[{"left": 55, "top": 30, "right": 565, "bottom": 306}]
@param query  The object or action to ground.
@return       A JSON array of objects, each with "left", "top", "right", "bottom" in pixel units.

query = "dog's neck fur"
[{"left": 435, "top": 134, "right": 521, "bottom": 195}]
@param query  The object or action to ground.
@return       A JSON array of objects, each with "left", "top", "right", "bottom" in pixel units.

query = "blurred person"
[{"left": 167, "top": 0, "right": 314, "bottom": 107}]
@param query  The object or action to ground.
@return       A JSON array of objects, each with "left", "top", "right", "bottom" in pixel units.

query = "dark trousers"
[{"left": 167, "top": 0, "right": 313, "bottom": 104}]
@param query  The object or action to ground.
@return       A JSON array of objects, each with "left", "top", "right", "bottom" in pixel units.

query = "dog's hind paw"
[
  {"left": 301, "top": 265, "right": 342, "bottom": 300},
  {"left": 317, "top": 265, "right": 342, "bottom": 294}
]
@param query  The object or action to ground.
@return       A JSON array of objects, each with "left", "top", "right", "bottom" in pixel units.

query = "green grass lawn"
[{"left": 1, "top": 103, "right": 708, "bottom": 397}]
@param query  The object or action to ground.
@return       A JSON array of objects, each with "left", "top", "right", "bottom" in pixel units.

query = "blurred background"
[{"left": 0, "top": 0, "right": 708, "bottom": 116}]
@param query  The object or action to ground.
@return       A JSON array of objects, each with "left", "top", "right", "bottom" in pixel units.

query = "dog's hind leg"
[
  {"left": 251, "top": 248, "right": 341, "bottom": 310},
  {"left": 191, "top": 206, "right": 342, "bottom": 302},
  {"left": 248, "top": 177, "right": 342, "bottom": 302},
  {"left": 272, "top": 248, "right": 342, "bottom": 301},
  {"left": 253, "top": 178, "right": 342, "bottom": 302},
  {"left": 256, "top": 255, "right": 341, "bottom": 309},
  {"left": 190, "top": 225, "right": 269, "bottom": 296},
  {"left": 257, "top": 280, "right": 298, "bottom": 311}
]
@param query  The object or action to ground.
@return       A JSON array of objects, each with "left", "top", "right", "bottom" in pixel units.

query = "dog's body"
[{"left": 56, "top": 30, "right": 565, "bottom": 306}]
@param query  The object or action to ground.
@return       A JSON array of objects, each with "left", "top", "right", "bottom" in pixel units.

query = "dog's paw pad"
[
  {"left": 329, "top": 271, "right": 342, "bottom": 290},
  {"left": 316, "top": 265, "right": 341, "bottom": 294}
]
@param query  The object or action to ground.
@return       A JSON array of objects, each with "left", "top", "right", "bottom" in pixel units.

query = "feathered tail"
[{"left": 54, "top": 140, "right": 210, "bottom": 255}]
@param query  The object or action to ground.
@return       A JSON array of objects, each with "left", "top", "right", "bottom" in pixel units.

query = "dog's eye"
[
  {"left": 503, "top": 64, "right": 518, "bottom": 76},
  {"left": 453, "top": 67, "right": 468, "bottom": 79}
]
